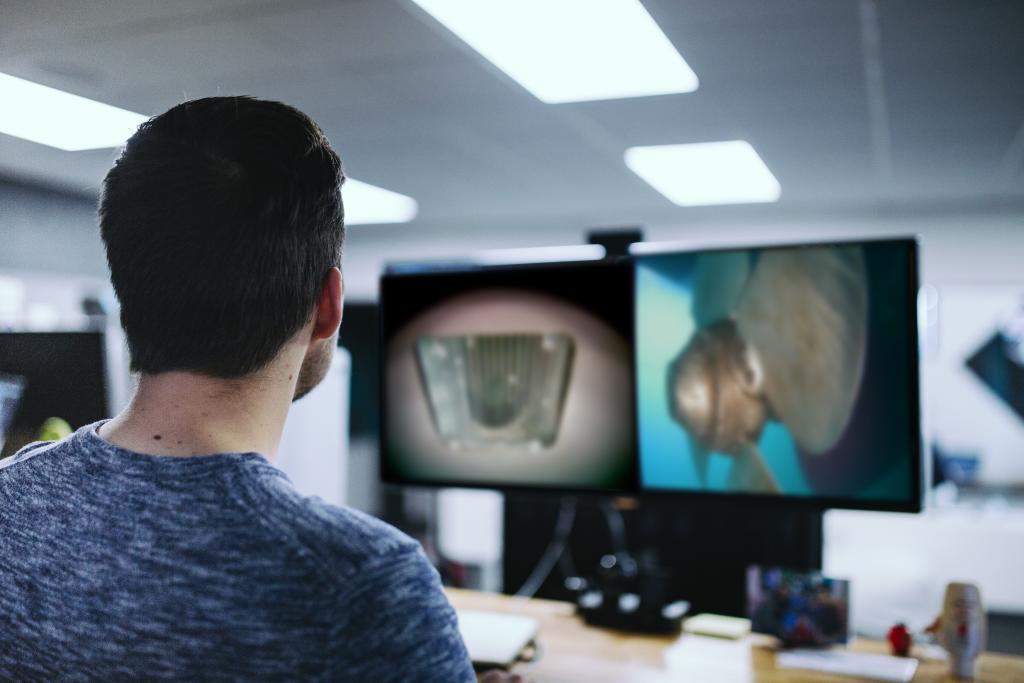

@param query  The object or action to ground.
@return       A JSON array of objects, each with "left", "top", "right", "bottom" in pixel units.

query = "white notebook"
[{"left": 456, "top": 609, "right": 539, "bottom": 669}]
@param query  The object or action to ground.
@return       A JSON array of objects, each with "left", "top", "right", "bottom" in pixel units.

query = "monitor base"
[{"left": 504, "top": 493, "right": 823, "bottom": 620}]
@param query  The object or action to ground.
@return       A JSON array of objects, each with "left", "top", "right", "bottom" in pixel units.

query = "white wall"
[
  {"left": 276, "top": 349, "right": 351, "bottom": 507},
  {"left": 825, "top": 505, "right": 1024, "bottom": 631},
  {"left": 0, "top": 181, "right": 106, "bottom": 278}
]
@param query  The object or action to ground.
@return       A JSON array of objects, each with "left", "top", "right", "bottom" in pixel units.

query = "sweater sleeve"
[{"left": 328, "top": 546, "right": 475, "bottom": 683}]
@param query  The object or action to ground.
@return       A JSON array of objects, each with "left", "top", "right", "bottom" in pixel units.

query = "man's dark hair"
[{"left": 100, "top": 96, "right": 345, "bottom": 378}]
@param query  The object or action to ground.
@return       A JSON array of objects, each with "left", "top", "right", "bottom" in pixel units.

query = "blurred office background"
[{"left": 1, "top": 0, "right": 1023, "bottom": 653}]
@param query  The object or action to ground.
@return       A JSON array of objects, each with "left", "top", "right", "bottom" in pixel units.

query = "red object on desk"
[{"left": 887, "top": 623, "right": 913, "bottom": 657}]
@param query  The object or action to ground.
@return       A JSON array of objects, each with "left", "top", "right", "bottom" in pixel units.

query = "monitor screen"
[
  {"left": 0, "top": 332, "right": 110, "bottom": 459},
  {"left": 0, "top": 373, "right": 27, "bottom": 451},
  {"left": 379, "top": 238, "right": 921, "bottom": 511},
  {"left": 380, "top": 260, "right": 637, "bottom": 491},
  {"left": 635, "top": 239, "right": 920, "bottom": 508}
]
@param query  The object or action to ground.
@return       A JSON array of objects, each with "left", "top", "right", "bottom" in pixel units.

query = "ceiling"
[{"left": 1, "top": 0, "right": 1023, "bottom": 232}]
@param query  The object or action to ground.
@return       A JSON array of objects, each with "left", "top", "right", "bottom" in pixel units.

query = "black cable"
[
  {"left": 601, "top": 499, "right": 628, "bottom": 556},
  {"left": 513, "top": 496, "right": 577, "bottom": 598}
]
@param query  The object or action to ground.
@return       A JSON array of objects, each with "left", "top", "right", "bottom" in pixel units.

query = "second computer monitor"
[{"left": 635, "top": 238, "right": 920, "bottom": 509}]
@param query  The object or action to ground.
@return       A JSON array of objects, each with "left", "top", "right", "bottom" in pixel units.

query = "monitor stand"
[{"left": 503, "top": 493, "right": 823, "bottom": 621}]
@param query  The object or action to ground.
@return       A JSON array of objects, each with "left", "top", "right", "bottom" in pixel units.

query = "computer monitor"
[
  {"left": 0, "top": 373, "right": 27, "bottom": 453},
  {"left": 380, "top": 259, "right": 637, "bottom": 492},
  {"left": 635, "top": 238, "right": 921, "bottom": 512},
  {"left": 380, "top": 238, "right": 921, "bottom": 512},
  {"left": 0, "top": 332, "right": 110, "bottom": 459}
]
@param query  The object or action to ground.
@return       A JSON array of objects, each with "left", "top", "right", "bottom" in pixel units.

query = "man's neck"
[{"left": 98, "top": 369, "right": 297, "bottom": 460}]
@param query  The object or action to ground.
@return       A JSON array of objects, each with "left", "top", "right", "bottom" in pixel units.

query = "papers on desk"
[
  {"left": 665, "top": 636, "right": 918, "bottom": 683},
  {"left": 663, "top": 635, "right": 754, "bottom": 683},
  {"left": 776, "top": 649, "right": 918, "bottom": 682},
  {"left": 456, "top": 609, "right": 539, "bottom": 669}
]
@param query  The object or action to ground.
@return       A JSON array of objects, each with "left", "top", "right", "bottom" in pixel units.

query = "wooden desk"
[{"left": 448, "top": 589, "right": 1024, "bottom": 683}]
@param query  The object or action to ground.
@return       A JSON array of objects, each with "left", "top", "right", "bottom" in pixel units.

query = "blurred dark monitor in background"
[
  {"left": 338, "top": 302, "right": 380, "bottom": 440},
  {"left": 0, "top": 332, "right": 109, "bottom": 458},
  {"left": 0, "top": 373, "right": 27, "bottom": 453}
]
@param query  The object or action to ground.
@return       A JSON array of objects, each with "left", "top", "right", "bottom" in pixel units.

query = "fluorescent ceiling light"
[
  {"left": 474, "top": 244, "right": 606, "bottom": 265},
  {"left": 625, "top": 141, "right": 781, "bottom": 207},
  {"left": 409, "top": 0, "right": 698, "bottom": 103},
  {"left": 0, "top": 72, "right": 148, "bottom": 151},
  {"left": 343, "top": 179, "right": 418, "bottom": 225}
]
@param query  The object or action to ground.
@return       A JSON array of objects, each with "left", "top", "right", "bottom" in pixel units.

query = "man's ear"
[{"left": 312, "top": 267, "right": 343, "bottom": 341}]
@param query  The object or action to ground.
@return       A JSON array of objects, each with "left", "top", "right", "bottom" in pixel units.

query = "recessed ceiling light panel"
[
  {"left": 0, "top": 72, "right": 148, "bottom": 151},
  {"left": 625, "top": 141, "right": 781, "bottom": 207},
  {"left": 409, "top": 0, "right": 698, "bottom": 103},
  {"left": 343, "top": 179, "right": 419, "bottom": 225}
]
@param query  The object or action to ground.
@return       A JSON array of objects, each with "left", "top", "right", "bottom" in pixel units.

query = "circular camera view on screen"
[{"left": 382, "top": 263, "right": 636, "bottom": 490}]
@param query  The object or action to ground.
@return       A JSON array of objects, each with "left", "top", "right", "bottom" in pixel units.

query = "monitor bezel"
[{"left": 378, "top": 236, "right": 923, "bottom": 513}]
